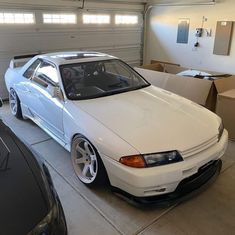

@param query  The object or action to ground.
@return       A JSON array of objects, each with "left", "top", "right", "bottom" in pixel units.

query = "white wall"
[
  {"left": 145, "top": 0, "right": 235, "bottom": 74},
  {"left": 0, "top": 0, "right": 144, "bottom": 99}
]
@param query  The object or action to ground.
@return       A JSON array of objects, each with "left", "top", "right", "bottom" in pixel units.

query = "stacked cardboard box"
[{"left": 215, "top": 77, "right": 235, "bottom": 141}]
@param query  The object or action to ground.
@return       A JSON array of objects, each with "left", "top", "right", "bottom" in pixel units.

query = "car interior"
[{"left": 60, "top": 60, "right": 146, "bottom": 99}]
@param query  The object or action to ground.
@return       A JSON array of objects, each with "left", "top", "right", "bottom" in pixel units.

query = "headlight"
[
  {"left": 119, "top": 151, "right": 183, "bottom": 168},
  {"left": 28, "top": 205, "right": 57, "bottom": 235},
  {"left": 218, "top": 121, "right": 224, "bottom": 142},
  {"left": 143, "top": 151, "right": 183, "bottom": 167}
]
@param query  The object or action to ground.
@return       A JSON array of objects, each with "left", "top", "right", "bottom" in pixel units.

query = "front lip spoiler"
[{"left": 112, "top": 160, "right": 222, "bottom": 207}]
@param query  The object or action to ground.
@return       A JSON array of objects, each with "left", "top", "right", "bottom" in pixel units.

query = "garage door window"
[
  {"left": 0, "top": 12, "right": 34, "bottom": 24},
  {"left": 43, "top": 14, "right": 77, "bottom": 24},
  {"left": 115, "top": 15, "right": 138, "bottom": 25},
  {"left": 83, "top": 14, "right": 110, "bottom": 24}
]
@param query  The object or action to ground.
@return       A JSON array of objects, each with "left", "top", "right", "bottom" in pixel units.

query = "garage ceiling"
[
  {"left": 0, "top": 0, "right": 147, "bottom": 8},
  {"left": 0, "top": 0, "right": 216, "bottom": 8}
]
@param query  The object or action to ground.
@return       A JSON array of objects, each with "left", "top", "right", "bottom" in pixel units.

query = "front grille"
[{"left": 181, "top": 136, "right": 218, "bottom": 159}]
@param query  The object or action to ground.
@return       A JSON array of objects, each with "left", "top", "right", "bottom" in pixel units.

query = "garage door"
[{"left": 0, "top": 1, "right": 144, "bottom": 99}]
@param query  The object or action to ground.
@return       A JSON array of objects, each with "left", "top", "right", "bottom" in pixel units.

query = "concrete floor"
[{"left": 1, "top": 103, "right": 235, "bottom": 235}]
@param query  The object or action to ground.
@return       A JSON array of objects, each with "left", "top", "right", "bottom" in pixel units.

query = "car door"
[{"left": 28, "top": 60, "right": 64, "bottom": 141}]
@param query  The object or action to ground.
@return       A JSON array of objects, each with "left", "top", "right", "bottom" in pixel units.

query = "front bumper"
[
  {"left": 113, "top": 159, "right": 222, "bottom": 206},
  {"left": 102, "top": 130, "right": 228, "bottom": 199}
]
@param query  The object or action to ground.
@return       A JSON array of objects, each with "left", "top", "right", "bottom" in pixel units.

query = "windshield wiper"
[
  {"left": 70, "top": 84, "right": 150, "bottom": 100},
  {"left": 130, "top": 84, "right": 150, "bottom": 91}
]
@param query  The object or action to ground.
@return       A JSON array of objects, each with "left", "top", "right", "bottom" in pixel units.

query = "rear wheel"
[
  {"left": 71, "top": 135, "right": 108, "bottom": 187},
  {"left": 9, "top": 89, "right": 22, "bottom": 119}
]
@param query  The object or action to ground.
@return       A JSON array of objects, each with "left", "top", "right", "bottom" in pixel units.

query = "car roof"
[{"left": 38, "top": 51, "right": 117, "bottom": 65}]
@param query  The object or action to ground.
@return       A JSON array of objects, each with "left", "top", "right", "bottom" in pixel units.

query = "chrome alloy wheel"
[
  {"left": 72, "top": 137, "right": 98, "bottom": 184},
  {"left": 9, "top": 89, "right": 18, "bottom": 116}
]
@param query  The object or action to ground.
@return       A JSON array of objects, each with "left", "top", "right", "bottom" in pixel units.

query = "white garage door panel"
[
  {"left": 0, "top": 8, "right": 143, "bottom": 99},
  {"left": 0, "top": 31, "right": 140, "bottom": 51},
  {"left": 102, "top": 47, "right": 142, "bottom": 64}
]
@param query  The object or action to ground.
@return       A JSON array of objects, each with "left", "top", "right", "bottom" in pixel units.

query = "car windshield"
[{"left": 60, "top": 59, "right": 150, "bottom": 100}]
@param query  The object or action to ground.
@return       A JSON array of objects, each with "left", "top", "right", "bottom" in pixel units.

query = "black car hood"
[{"left": 0, "top": 121, "right": 49, "bottom": 235}]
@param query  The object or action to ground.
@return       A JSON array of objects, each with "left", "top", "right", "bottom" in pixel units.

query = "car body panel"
[
  {"left": 0, "top": 133, "right": 48, "bottom": 235},
  {"left": 27, "top": 80, "right": 64, "bottom": 140},
  {"left": 101, "top": 129, "right": 228, "bottom": 197},
  {"left": 62, "top": 100, "right": 140, "bottom": 158},
  {"left": 4, "top": 51, "right": 228, "bottom": 199},
  {"left": 74, "top": 85, "right": 220, "bottom": 155},
  {"left": 0, "top": 120, "right": 67, "bottom": 235}
]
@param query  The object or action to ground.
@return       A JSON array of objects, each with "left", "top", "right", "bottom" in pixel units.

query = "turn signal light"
[{"left": 119, "top": 155, "right": 146, "bottom": 168}]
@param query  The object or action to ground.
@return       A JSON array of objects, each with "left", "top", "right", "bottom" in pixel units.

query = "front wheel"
[
  {"left": 9, "top": 89, "right": 22, "bottom": 119},
  {"left": 71, "top": 135, "right": 108, "bottom": 187}
]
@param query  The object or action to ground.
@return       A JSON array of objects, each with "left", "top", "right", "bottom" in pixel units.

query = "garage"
[{"left": 0, "top": 0, "right": 234, "bottom": 235}]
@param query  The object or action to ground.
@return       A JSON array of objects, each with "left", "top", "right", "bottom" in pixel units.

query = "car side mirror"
[
  {"left": 0, "top": 98, "right": 3, "bottom": 107},
  {"left": 32, "top": 76, "right": 48, "bottom": 88}
]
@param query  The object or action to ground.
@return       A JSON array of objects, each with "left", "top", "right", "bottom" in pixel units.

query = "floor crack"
[
  {"left": 133, "top": 204, "right": 178, "bottom": 235},
  {"left": 30, "top": 138, "right": 52, "bottom": 146}
]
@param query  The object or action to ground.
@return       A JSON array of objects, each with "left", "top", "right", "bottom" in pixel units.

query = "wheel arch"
[
  {"left": 70, "top": 132, "right": 110, "bottom": 186},
  {"left": 9, "top": 87, "right": 23, "bottom": 119},
  {"left": 71, "top": 132, "right": 102, "bottom": 158}
]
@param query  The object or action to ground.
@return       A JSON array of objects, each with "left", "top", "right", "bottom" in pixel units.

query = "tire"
[
  {"left": 9, "top": 89, "right": 23, "bottom": 119},
  {"left": 71, "top": 135, "right": 109, "bottom": 187}
]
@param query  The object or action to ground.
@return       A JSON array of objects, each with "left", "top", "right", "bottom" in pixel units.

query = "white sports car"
[{"left": 5, "top": 52, "right": 228, "bottom": 204}]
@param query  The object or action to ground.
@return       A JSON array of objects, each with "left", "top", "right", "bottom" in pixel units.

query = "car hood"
[
  {"left": 0, "top": 121, "right": 48, "bottom": 235},
  {"left": 74, "top": 86, "right": 220, "bottom": 155}
]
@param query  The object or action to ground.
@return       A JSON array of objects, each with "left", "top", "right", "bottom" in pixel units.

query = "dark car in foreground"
[{"left": 0, "top": 100, "right": 67, "bottom": 235}]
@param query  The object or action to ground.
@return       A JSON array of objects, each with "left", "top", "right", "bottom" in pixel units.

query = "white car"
[{"left": 5, "top": 51, "right": 228, "bottom": 203}]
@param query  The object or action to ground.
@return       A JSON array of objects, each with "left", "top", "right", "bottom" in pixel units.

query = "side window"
[
  {"left": 33, "top": 61, "right": 58, "bottom": 87},
  {"left": 23, "top": 59, "right": 41, "bottom": 79}
]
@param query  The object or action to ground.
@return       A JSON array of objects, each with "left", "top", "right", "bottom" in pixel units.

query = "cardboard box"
[
  {"left": 150, "top": 60, "right": 223, "bottom": 76},
  {"left": 135, "top": 67, "right": 213, "bottom": 107},
  {"left": 139, "top": 63, "right": 164, "bottom": 72},
  {"left": 216, "top": 89, "right": 235, "bottom": 141},
  {"left": 150, "top": 60, "right": 186, "bottom": 74},
  {"left": 135, "top": 67, "right": 235, "bottom": 140},
  {"left": 141, "top": 61, "right": 230, "bottom": 111},
  {"left": 215, "top": 77, "right": 235, "bottom": 141}
]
